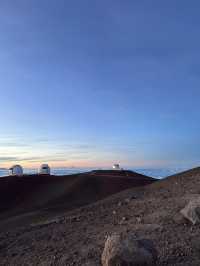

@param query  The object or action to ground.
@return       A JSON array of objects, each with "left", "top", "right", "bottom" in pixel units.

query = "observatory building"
[
  {"left": 112, "top": 164, "right": 121, "bottom": 170},
  {"left": 39, "top": 164, "right": 50, "bottom": 175},
  {"left": 9, "top": 165, "right": 23, "bottom": 176}
]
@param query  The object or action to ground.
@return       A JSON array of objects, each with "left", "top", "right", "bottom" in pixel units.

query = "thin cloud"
[
  {"left": 0, "top": 142, "right": 30, "bottom": 147},
  {"left": 0, "top": 156, "right": 19, "bottom": 162}
]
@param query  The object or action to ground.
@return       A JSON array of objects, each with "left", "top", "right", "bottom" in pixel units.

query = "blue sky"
[{"left": 0, "top": 0, "right": 200, "bottom": 168}]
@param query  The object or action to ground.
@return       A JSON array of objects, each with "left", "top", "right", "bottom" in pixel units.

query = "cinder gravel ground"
[{"left": 1, "top": 167, "right": 200, "bottom": 265}]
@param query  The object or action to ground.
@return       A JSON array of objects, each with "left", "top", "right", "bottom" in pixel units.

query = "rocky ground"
[{"left": 1, "top": 167, "right": 200, "bottom": 265}]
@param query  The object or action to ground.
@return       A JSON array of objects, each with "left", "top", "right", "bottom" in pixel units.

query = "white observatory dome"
[
  {"left": 9, "top": 165, "right": 23, "bottom": 176},
  {"left": 112, "top": 164, "right": 120, "bottom": 170},
  {"left": 39, "top": 164, "right": 50, "bottom": 175}
]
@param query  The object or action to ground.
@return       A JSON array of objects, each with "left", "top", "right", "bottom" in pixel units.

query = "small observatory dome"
[
  {"left": 9, "top": 165, "right": 23, "bottom": 176},
  {"left": 112, "top": 164, "right": 120, "bottom": 170},
  {"left": 39, "top": 164, "right": 50, "bottom": 175}
]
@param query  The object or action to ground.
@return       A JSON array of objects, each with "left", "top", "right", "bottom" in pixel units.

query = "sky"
[{"left": 0, "top": 0, "right": 200, "bottom": 169}]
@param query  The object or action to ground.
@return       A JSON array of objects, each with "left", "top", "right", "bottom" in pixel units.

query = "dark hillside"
[{"left": 0, "top": 170, "right": 156, "bottom": 230}]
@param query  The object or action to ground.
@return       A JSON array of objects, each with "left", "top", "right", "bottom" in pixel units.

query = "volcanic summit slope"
[
  {"left": 0, "top": 170, "right": 155, "bottom": 230},
  {"left": 1, "top": 168, "right": 200, "bottom": 265}
]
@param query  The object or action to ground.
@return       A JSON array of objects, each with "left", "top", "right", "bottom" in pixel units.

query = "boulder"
[
  {"left": 180, "top": 198, "right": 200, "bottom": 225},
  {"left": 101, "top": 233, "right": 157, "bottom": 266}
]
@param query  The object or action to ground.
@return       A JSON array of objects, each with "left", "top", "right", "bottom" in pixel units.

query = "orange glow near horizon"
[{"left": 1, "top": 158, "right": 170, "bottom": 169}]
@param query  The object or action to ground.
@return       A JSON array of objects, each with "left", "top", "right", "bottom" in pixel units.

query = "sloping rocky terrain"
[
  {"left": 1, "top": 168, "right": 200, "bottom": 265},
  {"left": 0, "top": 170, "right": 155, "bottom": 231}
]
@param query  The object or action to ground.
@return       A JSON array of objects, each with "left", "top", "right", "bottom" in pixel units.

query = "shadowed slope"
[{"left": 0, "top": 170, "right": 156, "bottom": 228}]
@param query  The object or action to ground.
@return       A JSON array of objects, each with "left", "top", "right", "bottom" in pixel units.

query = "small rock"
[
  {"left": 101, "top": 233, "right": 157, "bottom": 266},
  {"left": 119, "top": 217, "right": 128, "bottom": 225},
  {"left": 136, "top": 216, "right": 142, "bottom": 223},
  {"left": 118, "top": 202, "right": 122, "bottom": 207},
  {"left": 124, "top": 198, "right": 131, "bottom": 204},
  {"left": 180, "top": 197, "right": 200, "bottom": 225},
  {"left": 112, "top": 210, "right": 116, "bottom": 215},
  {"left": 71, "top": 215, "right": 81, "bottom": 222},
  {"left": 130, "top": 195, "right": 137, "bottom": 200}
]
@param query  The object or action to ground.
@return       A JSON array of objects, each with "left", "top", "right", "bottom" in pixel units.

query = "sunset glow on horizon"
[{"left": 0, "top": 1, "right": 200, "bottom": 170}]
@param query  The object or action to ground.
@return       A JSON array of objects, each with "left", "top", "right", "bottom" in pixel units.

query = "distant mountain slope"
[
  {"left": 145, "top": 166, "right": 200, "bottom": 197},
  {"left": 0, "top": 170, "right": 156, "bottom": 227}
]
